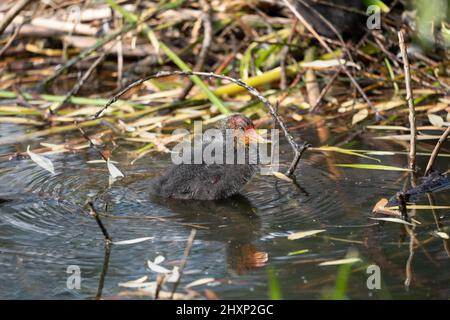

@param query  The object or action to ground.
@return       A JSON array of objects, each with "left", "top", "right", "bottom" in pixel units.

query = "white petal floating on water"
[
  {"left": 318, "top": 258, "right": 361, "bottom": 266},
  {"left": 185, "top": 278, "right": 215, "bottom": 289},
  {"left": 27, "top": 146, "right": 55, "bottom": 175},
  {"left": 107, "top": 158, "right": 124, "bottom": 179},
  {"left": 166, "top": 266, "right": 180, "bottom": 283},
  {"left": 369, "top": 217, "right": 415, "bottom": 226},
  {"left": 87, "top": 159, "right": 118, "bottom": 164},
  {"left": 153, "top": 255, "right": 165, "bottom": 265},
  {"left": 118, "top": 275, "right": 148, "bottom": 288},
  {"left": 147, "top": 260, "right": 171, "bottom": 274},
  {"left": 288, "top": 230, "right": 326, "bottom": 240},
  {"left": 113, "top": 236, "right": 153, "bottom": 245}
]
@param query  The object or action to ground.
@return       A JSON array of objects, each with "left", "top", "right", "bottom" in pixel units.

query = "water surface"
[{"left": 0, "top": 123, "right": 449, "bottom": 299}]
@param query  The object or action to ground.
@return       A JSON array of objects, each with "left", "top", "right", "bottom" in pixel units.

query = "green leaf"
[
  {"left": 288, "top": 249, "right": 309, "bottom": 256},
  {"left": 267, "top": 267, "right": 282, "bottom": 300}
]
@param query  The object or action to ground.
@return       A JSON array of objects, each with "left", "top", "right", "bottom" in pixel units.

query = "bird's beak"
[{"left": 243, "top": 128, "right": 267, "bottom": 145}]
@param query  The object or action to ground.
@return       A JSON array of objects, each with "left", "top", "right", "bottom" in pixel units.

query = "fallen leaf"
[
  {"left": 435, "top": 232, "right": 449, "bottom": 240},
  {"left": 153, "top": 255, "right": 165, "bottom": 265},
  {"left": 369, "top": 217, "right": 415, "bottom": 226},
  {"left": 166, "top": 266, "right": 180, "bottom": 283},
  {"left": 288, "top": 249, "right": 309, "bottom": 256},
  {"left": 27, "top": 146, "right": 55, "bottom": 175},
  {"left": 372, "top": 198, "right": 401, "bottom": 216},
  {"left": 352, "top": 108, "right": 368, "bottom": 125},
  {"left": 147, "top": 260, "right": 171, "bottom": 274},
  {"left": 318, "top": 257, "right": 361, "bottom": 266},
  {"left": 288, "top": 230, "right": 326, "bottom": 240},
  {"left": 336, "top": 164, "right": 412, "bottom": 171},
  {"left": 185, "top": 278, "right": 215, "bottom": 289},
  {"left": 428, "top": 113, "right": 444, "bottom": 127},
  {"left": 272, "top": 171, "right": 293, "bottom": 182},
  {"left": 113, "top": 237, "right": 153, "bottom": 245},
  {"left": 107, "top": 158, "right": 124, "bottom": 179},
  {"left": 118, "top": 276, "right": 149, "bottom": 288}
]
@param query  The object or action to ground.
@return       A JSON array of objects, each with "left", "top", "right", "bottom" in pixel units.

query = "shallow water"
[{"left": 0, "top": 123, "right": 449, "bottom": 299}]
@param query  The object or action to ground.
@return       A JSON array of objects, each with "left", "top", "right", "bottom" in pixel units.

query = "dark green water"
[{"left": 0, "top": 122, "right": 449, "bottom": 299}]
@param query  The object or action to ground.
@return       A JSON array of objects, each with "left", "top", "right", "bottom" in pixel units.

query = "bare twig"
[
  {"left": 0, "top": 0, "right": 33, "bottom": 35},
  {"left": 424, "top": 126, "right": 450, "bottom": 176},
  {"left": 95, "top": 70, "right": 310, "bottom": 177},
  {"left": 170, "top": 229, "right": 197, "bottom": 299},
  {"left": 75, "top": 122, "right": 108, "bottom": 161},
  {"left": 87, "top": 202, "right": 112, "bottom": 243},
  {"left": 310, "top": 67, "right": 340, "bottom": 112},
  {"left": 178, "top": 0, "right": 212, "bottom": 100},
  {"left": 404, "top": 225, "right": 415, "bottom": 288},
  {"left": 96, "top": 240, "right": 112, "bottom": 300},
  {"left": 398, "top": 30, "right": 416, "bottom": 171}
]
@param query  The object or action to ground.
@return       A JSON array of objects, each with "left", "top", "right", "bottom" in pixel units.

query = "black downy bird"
[{"left": 149, "top": 114, "right": 266, "bottom": 201}]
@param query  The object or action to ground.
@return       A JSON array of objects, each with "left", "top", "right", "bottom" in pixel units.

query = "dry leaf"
[
  {"left": 114, "top": 237, "right": 153, "bottom": 245},
  {"left": 435, "top": 232, "right": 449, "bottom": 240},
  {"left": 319, "top": 257, "right": 361, "bottom": 266},
  {"left": 107, "top": 158, "right": 124, "bottom": 179},
  {"left": 147, "top": 260, "right": 171, "bottom": 274},
  {"left": 428, "top": 113, "right": 444, "bottom": 127},
  {"left": 272, "top": 171, "right": 293, "bottom": 182},
  {"left": 27, "top": 146, "right": 55, "bottom": 175},
  {"left": 369, "top": 217, "right": 415, "bottom": 226},
  {"left": 352, "top": 108, "right": 369, "bottom": 125},
  {"left": 185, "top": 278, "right": 215, "bottom": 289},
  {"left": 288, "top": 230, "right": 326, "bottom": 240}
]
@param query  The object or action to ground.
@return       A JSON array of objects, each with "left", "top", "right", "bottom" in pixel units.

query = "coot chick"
[{"left": 149, "top": 114, "right": 265, "bottom": 200}]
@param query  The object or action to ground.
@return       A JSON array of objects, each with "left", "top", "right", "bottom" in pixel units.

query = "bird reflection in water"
[{"left": 150, "top": 194, "right": 268, "bottom": 275}]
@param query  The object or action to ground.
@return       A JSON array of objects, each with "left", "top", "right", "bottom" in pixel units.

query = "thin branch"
[
  {"left": 310, "top": 67, "right": 340, "bottom": 113},
  {"left": 178, "top": 0, "right": 213, "bottom": 100},
  {"left": 96, "top": 240, "right": 112, "bottom": 300},
  {"left": 94, "top": 70, "right": 310, "bottom": 177},
  {"left": 398, "top": 30, "right": 416, "bottom": 171},
  {"left": 424, "top": 126, "right": 450, "bottom": 176},
  {"left": 87, "top": 202, "right": 112, "bottom": 243},
  {"left": 170, "top": 229, "right": 197, "bottom": 299},
  {"left": 0, "top": 0, "right": 32, "bottom": 35},
  {"left": 75, "top": 122, "right": 108, "bottom": 161},
  {"left": 280, "top": 20, "right": 298, "bottom": 90}
]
